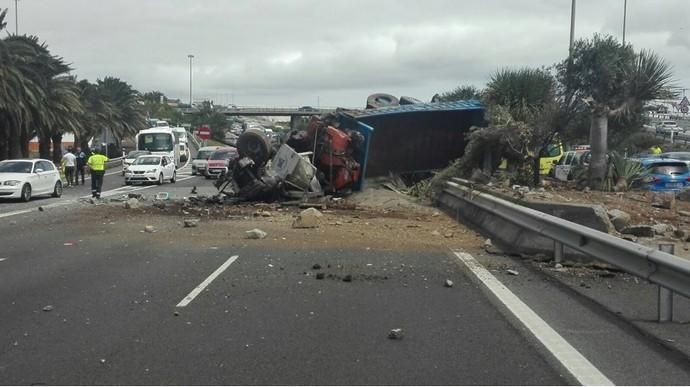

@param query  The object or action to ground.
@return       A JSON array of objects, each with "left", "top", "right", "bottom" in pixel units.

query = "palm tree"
[
  {"left": 483, "top": 67, "right": 562, "bottom": 185},
  {"left": 558, "top": 34, "right": 675, "bottom": 188},
  {"left": 95, "top": 77, "right": 146, "bottom": 155},
  {"left": 437, "top": 85, "right": 483, "bottom": 102},
  {"left": 43, "top": 76, "right": 84, "bottom": 163}
]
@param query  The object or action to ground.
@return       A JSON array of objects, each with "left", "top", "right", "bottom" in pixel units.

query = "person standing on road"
[
  {"left": 75, "top": 147, "right": 87, "bottom": 185},
  {"left": 62, "top": 148, "right": 77, "bottom": 187},
  {"left": 87, "top": 148, "right": 108, "bottom": 198}
]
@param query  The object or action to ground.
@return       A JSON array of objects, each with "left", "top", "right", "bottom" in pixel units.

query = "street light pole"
[
  {"left": 14, "top": 0, "right": 18, "bottom": 35},
  {"left": 622, "top": 0, "right": 627, "bottom": 45},
  {"left": 187, "top": 54, "right": 194, "bottom": 107},
  {"left": 569, "top": 0, "right": 576, "bottom": 58}
]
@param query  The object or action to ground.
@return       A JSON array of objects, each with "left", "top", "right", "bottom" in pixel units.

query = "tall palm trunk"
[
  {"left": 8, "top": 126, "right": 22, "bottom": 159},
  {"left": 589, "top": 114, "right": 609, "bottom": 189},
  {"left": 20, "top": 131, "right": 30, "bottom": 158},
  {"left": 39, "top": 132, "right": 52, "bottom": 159},
  {"left": 51, "top": 132, "right": 63, "bottom": 164}
]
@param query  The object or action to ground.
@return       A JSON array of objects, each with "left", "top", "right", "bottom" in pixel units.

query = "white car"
[
  {"left": 124, "top": 155, "right": 176, "bottom": 185},
  {"left": 0, "top": 159, "right": 63, "bottom": 201},
  {"left": 656, "top": 121, "right": 683, "bottom": 135},
  {"left": 121, "top": 150, "right": 151, "bottom": 175}
]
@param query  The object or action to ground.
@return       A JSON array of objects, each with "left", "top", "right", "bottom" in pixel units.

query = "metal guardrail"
[{"left": 444, "top": 178, "right": 690, "bottom": 321}]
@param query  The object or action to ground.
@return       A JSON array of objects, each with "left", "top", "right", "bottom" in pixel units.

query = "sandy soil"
[{"left": 86, "top": 196, "right": 484, "bottom": 255}]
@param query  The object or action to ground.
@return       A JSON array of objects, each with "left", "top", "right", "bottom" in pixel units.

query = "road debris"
[
  {"left": 38, "top": 206, "right": 44, "bottom": 212},
  {"left": 144, "top": 225, "right": 156, "bottom": 233},
  {"left": 388, "top": 328, "right": 404, "bottom": 340},
  {"left": 607, "top": 209, "right": 631, "bottom": 232},
  {"left": 316, "top": 273, "right": 325, "bottom": 280},
  {"left": 42, "top": 305, "right": 54, "bottom": 312},
  {"left": 155, "top": 192, "right": 170, "bottom": 201},
  {"left": 620, "top": 225, "right": 654, "bottom": 238},
  {"left": 444, "top": 279, "right": 454, "bottom": 288},
  {"left": 342, "top": 274, "right": 353, "bottom": 282},
  {"left": 124, "top": 198, "right": 141, "bottom": 209},
  {"left": 292, "top": 208, "right": 323, "bottom": 229},
  {"left": 312, "top": 264, "right": 322, "bottom": 270},
  {"left": 183, "top": 218, "right": 200, "bottom": 228},
  {"left": 245, "top": 228, "right": 268, "bottom": 239},
  {"left": 506, "top": 269, "right": 519, "bottom": 276},
  {"left": 651, "top": 192, "right": 675, "bottom": 210}
]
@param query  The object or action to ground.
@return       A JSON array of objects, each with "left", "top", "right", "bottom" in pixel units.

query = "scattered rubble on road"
[
  {"left": 292, "top": 208, "right": 323, "bottom": 229},
  {"left": 388, "top": 328, "right": 404, "bottom": 340},
  {"left": 183, "top": 218, "right": 200, "bottom": 228},
  {"left": 124, "top": 198, "right": 141, "bottom": 209},
  {"left": 245, "top": 228, "right": 268, "bottom": 239}
]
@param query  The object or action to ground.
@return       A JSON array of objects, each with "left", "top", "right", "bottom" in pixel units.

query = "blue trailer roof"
[{"left": 352, "top": 100, "right": 483, "bottom": 118}]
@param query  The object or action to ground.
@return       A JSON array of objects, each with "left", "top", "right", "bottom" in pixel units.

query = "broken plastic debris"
[{"left": 388, "top": 328, "right": 404, "bottom": 340}]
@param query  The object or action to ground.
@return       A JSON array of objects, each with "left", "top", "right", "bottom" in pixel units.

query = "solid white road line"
[
  {"left": 0, "top": 208, "right": 33, "bottom": 219},
  {"left": 452, "top": 250, "right": 613, "bottom": 386},
  {"left": 176, "top": 255, "right": 239, "bottom": 308}
]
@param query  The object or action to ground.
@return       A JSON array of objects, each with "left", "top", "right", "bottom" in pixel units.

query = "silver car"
[{"left": 191, "top": 146, "right": 221, "bottom": 176}]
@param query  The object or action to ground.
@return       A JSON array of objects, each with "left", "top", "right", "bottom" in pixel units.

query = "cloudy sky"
[{"left": 4, "top": 0, "right": 689, "bottom": 108}]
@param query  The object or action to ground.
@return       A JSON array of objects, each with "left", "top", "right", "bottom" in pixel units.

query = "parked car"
[
  {"left": 122, "top": 150, "right": 151, "bottom": 176},
  {"left": 0, "top": 159, "right": 62, "bottom": 201},
  {"left": 659, "top": 152, "right": 690, "bottom": 166},
  {"left": 552, "top": 150, "right": 590, "bottom": 181},
  {"left": 124, "top": 155, "right": 176, "bottom": 185},
  {"left": 205, "top": 147, "right": 239, "bottom": 179},
  {"left": 635, "top": 159, "right": 690, "bottom": 192},
  {"left": 191, "top": 146, "right": 221, "bottom": 176},
  {"left": 298, "top": 106, "right": 316, "bottom": 112},
  {"left": 656, "top": 121, "right": 683, "bottom": 135}
]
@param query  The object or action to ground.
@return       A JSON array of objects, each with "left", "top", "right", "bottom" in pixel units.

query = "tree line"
[
  {"left": 438, "top": 34, "right": 675, "bottom": 189},
  {"left": 0, "top": 9, "right": 146, "bottom": 164}
]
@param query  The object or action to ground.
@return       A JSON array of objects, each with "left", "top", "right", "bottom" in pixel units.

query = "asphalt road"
[
  {"left": 1, "top": 144, "right": 689, "bottom": 384},
  {"left": 0, "top": 212, "right": 565, "bottom": 385}
]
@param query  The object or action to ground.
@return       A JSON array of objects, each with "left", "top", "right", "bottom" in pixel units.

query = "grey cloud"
[{"left": 8, "top": 0, "right": 690, "bottom": 107}]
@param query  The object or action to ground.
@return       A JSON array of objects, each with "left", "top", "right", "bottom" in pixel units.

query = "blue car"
[{"left": 637, "top": 159, "right": 690, "bottom": 191}]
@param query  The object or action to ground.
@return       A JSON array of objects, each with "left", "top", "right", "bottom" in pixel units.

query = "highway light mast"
[{"left": 187, "top": 54, "right": 194, "bottom": 107}]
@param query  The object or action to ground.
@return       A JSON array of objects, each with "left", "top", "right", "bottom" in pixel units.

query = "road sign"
[
  {"left": 680, "top": 96, "right": 689, "bottom": 108},
  {"left": 197, "top": 125, "right": 211, "bottom": 140}
]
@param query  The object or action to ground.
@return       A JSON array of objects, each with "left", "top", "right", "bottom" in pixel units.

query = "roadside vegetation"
[
  {"left": 433, "top": 33, "right": 676, "bottom": 192},
  {"left": 0, "top": 10, "right": 146, "bottom": 163}
]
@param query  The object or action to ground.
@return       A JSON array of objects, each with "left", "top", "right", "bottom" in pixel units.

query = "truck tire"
[
  {"left": 366, "top": 93, "right": 399, "bottom": 109},
  {"left": 237, "top": 129, "right": 272, "bottom": 166}
]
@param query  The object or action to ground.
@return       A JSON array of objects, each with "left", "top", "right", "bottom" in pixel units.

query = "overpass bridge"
[
  {"left": 180, "top": 106, "right": 338, "bottom": 117},
  {"left": 180, "top": 106, "right": 340, "bottom": 128}
]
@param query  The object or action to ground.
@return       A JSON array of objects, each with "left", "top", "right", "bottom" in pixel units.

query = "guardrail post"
[
  {"left": 657, "top": 243, "right": 675, "bottom": 322},
  {"left": 554, "top": 241, "right": 564, "bottom": 264}
]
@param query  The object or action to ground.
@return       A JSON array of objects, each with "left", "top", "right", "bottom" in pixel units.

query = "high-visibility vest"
[{"left": 87, "top": 154, "right": 109, "bottom": 171}]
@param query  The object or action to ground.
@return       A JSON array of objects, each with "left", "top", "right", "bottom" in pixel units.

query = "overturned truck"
[{"left": 215, "top": 113, "right": 372, "bottom": 202}]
